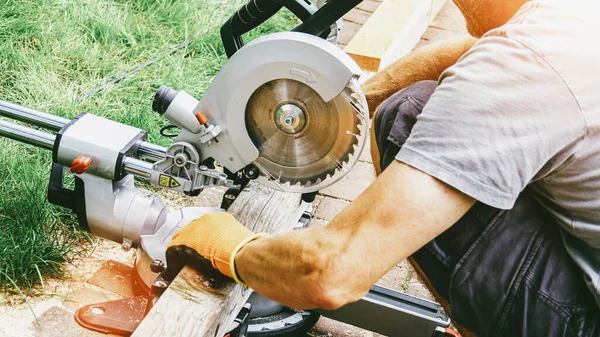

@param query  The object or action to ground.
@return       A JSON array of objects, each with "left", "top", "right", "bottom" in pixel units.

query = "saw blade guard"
[
  {"left": 170, "top": 32, "right": 368, "bottom": 193},
  {"left": 247, "top": 77, "right": 369, "bottom": 193}
]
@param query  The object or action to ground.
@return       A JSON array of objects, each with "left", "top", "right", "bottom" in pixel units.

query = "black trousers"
[{"left": 374, "top": 81, "right": 600, "bottom": 337}]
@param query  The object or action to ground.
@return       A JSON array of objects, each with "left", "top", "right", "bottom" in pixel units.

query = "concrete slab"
[
  {"left": 314, "top": 197, "right": 351, "bottom": 221},
  {"left": 320, "top": 161, "right": 376, "bottom": 202}
]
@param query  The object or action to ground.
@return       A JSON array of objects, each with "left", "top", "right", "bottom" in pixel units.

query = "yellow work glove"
[{"left": 155, "top": 212, "right": 265, "bottom": 291}]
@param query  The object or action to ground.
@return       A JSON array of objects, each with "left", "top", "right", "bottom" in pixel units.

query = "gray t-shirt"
[{"left": 396, "top": 0, "right": 600, "bottom": 306}]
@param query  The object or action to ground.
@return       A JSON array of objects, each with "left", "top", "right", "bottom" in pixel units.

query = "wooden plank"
[
  {"left": 344, "top": 0, "right": 447, "bottom": 72},
  {"left": 132, "top": 183, "right": 307, "bottom": 337}
]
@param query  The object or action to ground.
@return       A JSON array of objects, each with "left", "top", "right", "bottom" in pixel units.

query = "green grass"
[{"left": 0, "top": 0, "right": 298, "bottom": 290}]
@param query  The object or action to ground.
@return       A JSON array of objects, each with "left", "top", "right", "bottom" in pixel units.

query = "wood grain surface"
[{"left": 132, "top": 183, "right": 307, "bottom": 337}]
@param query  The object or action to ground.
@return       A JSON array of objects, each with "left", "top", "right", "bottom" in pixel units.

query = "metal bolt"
[
  {"left": 121, "top": 240, "right": 132, "bottom": 251},
  {"left": 150, "top": 259, "right": 166, "bottom": 273},
  {"left": 284, "top": 116, "right": 294, "bottom": 126},
  {"left": 199, "top": 165, "right": 208, "bottom": 171},
  {"left": 152, "top": 279, "right": 169, "bottom": 289},
  {"left": 225, "top": 194, "right": 236, "bottom": 200}
]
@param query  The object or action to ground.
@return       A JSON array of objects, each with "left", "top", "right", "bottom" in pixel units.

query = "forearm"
[
  {"left": 363, "top": 35, "right": 478, "bottom": 116},
  {"left": 235, "top": 161, "right": 474, "bottom": 310}
]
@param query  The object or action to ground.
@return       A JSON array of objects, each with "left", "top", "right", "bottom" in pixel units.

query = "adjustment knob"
[{"left": 70, "top": 156, "right": 92, "bottom": 174}]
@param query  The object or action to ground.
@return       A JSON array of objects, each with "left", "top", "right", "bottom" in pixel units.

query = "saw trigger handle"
[{"left": 221, "top": 0, "right": 316, "bottom": 58}]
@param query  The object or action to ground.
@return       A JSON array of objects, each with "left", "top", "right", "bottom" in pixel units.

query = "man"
[{"left": 161, "top": 0, "right": 600, "bottom": 335}]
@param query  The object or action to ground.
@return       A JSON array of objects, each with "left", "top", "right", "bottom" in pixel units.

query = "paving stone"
[
  {"left": 414, "top": 37, "right": 434, "bottom": 50},
  {"left": 314, "top": 197, "right": 351, "bottom": 221},
  {"left": 338, "top": 21, "right": 363, "bottom": 46},
  {"left": 313, "top": 195, "right": 325, "bottom": 210},
  {"left": 377, "top": 260, "right": 435, "bottom": 302},
  {"left": 358, "top": 133, "right": 374, "bottom": 164},
  {"left": 310, "top": 218, "right": 330, "bottom": 227},
  {"left": 430, "top": 1, "right": 468, "bottom": 33},
  {"left": 31, "top": 306, "right": 113, "bottom": 337},
  {"left": 61, "top": 287, "right": 121, "bottom": 313},
  {"left": 422, "top": 26, "right": 463, "bottom": 43},
  {"left": 86, "top": 260, "right": 135, "bottom": 298},
  {"left": 319, "top": 161, "right": 376, "bottom": 202}
]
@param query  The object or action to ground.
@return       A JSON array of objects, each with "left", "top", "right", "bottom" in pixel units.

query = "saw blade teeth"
[{"left": 246, "top": 78, "right": 367, "bottom": 190}]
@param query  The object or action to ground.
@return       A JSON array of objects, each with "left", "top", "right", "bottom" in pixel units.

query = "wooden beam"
[
  {"left": 344, "top": 0, "right": 446, "bottom": 72},
  {"left": 132, "top": 183, "right": 307, "bottom": 337}
]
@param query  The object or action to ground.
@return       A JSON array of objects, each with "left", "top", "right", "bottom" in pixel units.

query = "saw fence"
[{"left": 132, "top": 183, "right": 306, "bottom": 337}]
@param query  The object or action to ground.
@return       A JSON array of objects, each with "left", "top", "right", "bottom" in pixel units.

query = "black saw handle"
[
  {"left": 221, "top": 0, "right": 363, "bottom": 57},
  {"left": 221, "top": 0, "right": 316, "bottom": 58}
]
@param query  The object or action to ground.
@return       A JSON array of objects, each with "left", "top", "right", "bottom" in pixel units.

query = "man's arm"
[
  {"left": 236, "top": 160, "right": 475, "bottom": 310},
  {"left": 363, "top": 35, "right": 478, "bottom": 117}
]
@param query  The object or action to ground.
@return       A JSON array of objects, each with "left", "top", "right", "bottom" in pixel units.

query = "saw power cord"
[{"left": 76, "top": 40, "right": 194, "bottom": 103}]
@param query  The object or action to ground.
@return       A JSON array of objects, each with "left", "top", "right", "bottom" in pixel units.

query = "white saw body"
[{"left": 167, "top": 32, "right": 369, "bottom": 192}]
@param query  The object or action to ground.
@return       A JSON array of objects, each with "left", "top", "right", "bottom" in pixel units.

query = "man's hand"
[{"left": 155, "top": 212, "right": 264, "bottom": 290}]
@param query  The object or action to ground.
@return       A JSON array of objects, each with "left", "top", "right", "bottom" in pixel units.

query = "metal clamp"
[{"left": 225, "top": 303, "right": 252, "bottom": 337}]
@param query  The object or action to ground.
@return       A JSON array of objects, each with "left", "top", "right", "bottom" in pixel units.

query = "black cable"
[
  {"left": 159, "top": 124, "right": 180, "bottom": 138},
  {"left": 76, "top": 40, "right": 194, "bottom": 103}
]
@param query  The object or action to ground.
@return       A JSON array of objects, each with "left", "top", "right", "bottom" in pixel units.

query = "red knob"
[
  {"left": 195, "top": 112, "right": 209, "bottom": 125},
  {"left": 70, "top": 156, "right": 92, "bottom": 174}
]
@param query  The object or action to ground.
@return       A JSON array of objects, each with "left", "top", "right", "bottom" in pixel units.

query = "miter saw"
[{"left": 0, "top": 0, "right": 459, "bottom": 336}]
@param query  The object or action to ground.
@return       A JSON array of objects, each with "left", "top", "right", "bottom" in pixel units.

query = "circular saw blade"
[{"left": 245, "top": 79, "right": 365, "bottom": 190}]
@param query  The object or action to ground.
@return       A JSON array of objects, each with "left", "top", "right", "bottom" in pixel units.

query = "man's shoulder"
[
  {"left": 461, "top": 0, "right": 599, "bottom": 115},
  {"left": 492, "top": 0, "right": 599, "bottom": 78}
]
